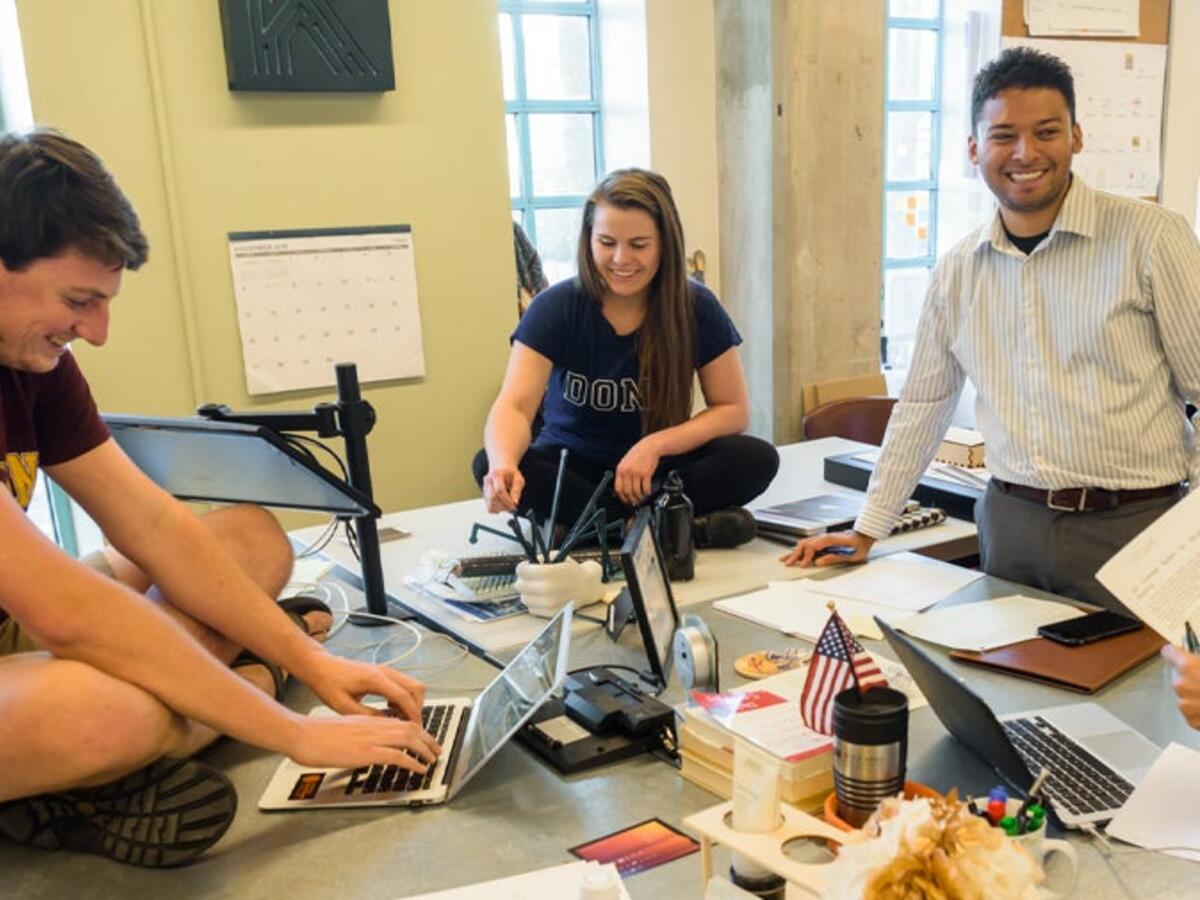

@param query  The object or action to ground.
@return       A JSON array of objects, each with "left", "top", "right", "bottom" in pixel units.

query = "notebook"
[
  {"left": 948, "top": 623, "right": 1165, "bottom": 694},
  {"left": 879, "top": 618, "right": 1161, "bottom": 828},
  {"left": 259, "top": 604, "right": 572, "bottom": 809}
]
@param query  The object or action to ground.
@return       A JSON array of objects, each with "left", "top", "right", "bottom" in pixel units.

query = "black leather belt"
[{"left": 992, "top": 477, "right": 1182, "bottom": 512}]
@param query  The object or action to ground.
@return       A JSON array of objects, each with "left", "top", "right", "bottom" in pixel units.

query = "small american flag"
[{"left": 799, "top": 605, "right": 889, "bottom": 735}]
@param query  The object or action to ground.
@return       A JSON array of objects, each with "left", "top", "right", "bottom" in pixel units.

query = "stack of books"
[{"left": 676, "top": 669, "right": 834, "bottom": 810}]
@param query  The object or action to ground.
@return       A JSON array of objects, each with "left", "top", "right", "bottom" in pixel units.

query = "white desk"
[{"left": 291, "top": 438, "right": 977, "bottom": 658}]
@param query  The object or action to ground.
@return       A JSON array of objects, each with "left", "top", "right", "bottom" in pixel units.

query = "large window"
[
  {"left": 498, "top": 0, "right": 605, "bottom": 284},
  {"left": 881, "top": 0, "right": 943, "bottom": 371}
]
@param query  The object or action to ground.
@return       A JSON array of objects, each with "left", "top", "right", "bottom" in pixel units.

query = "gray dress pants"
[{"left": 975, "top": 481, "right": 1183, "bottom": 615}]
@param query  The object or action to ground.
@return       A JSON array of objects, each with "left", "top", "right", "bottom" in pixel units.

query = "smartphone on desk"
[{"left": 1037, "top": 610, "right": 1142, "bottom": 646}]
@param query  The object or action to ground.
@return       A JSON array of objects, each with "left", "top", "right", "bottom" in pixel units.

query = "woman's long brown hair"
[{"left": 576, "top": 168, "right": 693, "bottom": 435}]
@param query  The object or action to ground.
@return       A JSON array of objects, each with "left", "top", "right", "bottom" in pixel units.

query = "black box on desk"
[{"left": 823, "top": 452, "right": 981, "bottom": 521}]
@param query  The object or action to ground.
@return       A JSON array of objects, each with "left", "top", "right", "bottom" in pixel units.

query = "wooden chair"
[
  {"left": 802, "top": 396, "right": 898, "bottom": 445},
  {"left": 800, "top": 374, "right": 888, "bottom": 416}
]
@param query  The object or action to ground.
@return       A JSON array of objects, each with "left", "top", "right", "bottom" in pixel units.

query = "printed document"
[
  {"left": 1096, "top": 489, "right": 1200, "bottom": 643},
  {"left": 895, "top": 594, "right": 1085, "bottom": 652},
  {"left": 1106, "top": 742, "right": 1200, "bottom": 862}
]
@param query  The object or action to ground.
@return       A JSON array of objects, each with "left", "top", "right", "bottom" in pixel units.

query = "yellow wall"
[
  {"left": 645, "top": 0, "right": 722, "bottom": 297},
  {"left": 15, "top": 0, "right": 515, "bottom": 515}
]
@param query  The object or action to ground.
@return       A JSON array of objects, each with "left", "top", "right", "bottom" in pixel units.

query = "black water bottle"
[{"left": 654, "top": 472, "right": 695, "bottom": 582}]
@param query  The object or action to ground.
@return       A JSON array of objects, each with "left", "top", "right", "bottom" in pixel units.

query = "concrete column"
[
  {"left": 772, "top": 0, "right": 885, "bottom": 441},
  {"left": 715, "top": 0, "right": 884, "bottom": 443},
  {"left": 714, "top": 0, "right": 774, "bottom": 439}
]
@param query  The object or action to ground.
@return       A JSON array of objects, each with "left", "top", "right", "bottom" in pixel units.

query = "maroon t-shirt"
[{"left": 1, "top": 351, "right": 110, "bottom": 624}]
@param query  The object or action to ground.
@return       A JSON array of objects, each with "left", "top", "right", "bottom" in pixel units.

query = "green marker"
[{"left": 999, "top": 815, "right": 1019, "bottom": 836}]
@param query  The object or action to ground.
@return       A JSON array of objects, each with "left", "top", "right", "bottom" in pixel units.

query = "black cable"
[
  {"left": 344, "top": 518, "right": 361, "bottom": 561},
  {"left": 283, "top": 432, "right": 350, "bottom": 482}
]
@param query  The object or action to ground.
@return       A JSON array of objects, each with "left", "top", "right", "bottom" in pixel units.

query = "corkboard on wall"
[{"left": 1002, "top": 0, "right": 1169, "bottom": 44}]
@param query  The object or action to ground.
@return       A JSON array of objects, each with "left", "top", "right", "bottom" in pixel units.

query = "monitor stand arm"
[{"left": 197, "top": 362, "right": 391, "bottom": 622}]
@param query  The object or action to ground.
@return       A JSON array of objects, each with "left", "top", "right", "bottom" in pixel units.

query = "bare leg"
[{"left": 0, "top": 505, "right": 304, "bottom": 802}]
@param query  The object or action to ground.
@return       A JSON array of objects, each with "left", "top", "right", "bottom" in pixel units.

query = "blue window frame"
[
  {"left": 498, "top": 0, "right": 605, "bottom": 284},
  {"left": 882, "top": 1, "right": 944, "bottom": 370}
]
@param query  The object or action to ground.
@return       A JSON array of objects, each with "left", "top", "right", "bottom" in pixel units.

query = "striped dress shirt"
[{"left": 856, "top": 177, "right": 1200, "bottom": 540}]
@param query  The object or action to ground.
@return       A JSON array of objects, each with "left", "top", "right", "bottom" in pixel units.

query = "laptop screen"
[
  {"left": 104, "top": 414, "right": 378, "bottom": 516},
  {"left": 621, "top": 509, "right": 680, "bottom": 687},
  {"left": 450, "top": 604, "right": 572, "bottom": 795},
  {"left": 876, "top": 617, "right": 1034, "bottom": 793}
]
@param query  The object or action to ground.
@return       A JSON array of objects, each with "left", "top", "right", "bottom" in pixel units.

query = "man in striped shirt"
[{"left": 783, "top": 47, "right": 1200, "bottom": 619}]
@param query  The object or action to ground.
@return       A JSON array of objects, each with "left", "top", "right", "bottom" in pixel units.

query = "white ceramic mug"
[{"left": 1003, "top": 799, "right": 1079, "bottom": 899}]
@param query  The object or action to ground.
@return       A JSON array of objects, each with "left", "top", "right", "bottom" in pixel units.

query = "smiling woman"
[{"left": 472, "top": 168, "right": 779, "bottom": 545}]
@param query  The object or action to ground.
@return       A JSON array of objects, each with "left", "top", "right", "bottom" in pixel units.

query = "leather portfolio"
[{"left": 949, "top": 625, "right": 1165, "bottom": 694}]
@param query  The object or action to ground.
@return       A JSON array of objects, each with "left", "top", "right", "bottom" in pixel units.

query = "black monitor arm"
[{"left": 197, "top": 363, "right": 390, "bottom": 621}]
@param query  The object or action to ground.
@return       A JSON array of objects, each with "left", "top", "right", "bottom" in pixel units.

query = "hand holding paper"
[{"left": 1161, "top": 644, "right": 1200, "bottom": 730}]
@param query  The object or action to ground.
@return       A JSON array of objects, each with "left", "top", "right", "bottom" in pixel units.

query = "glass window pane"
[
  {"left": 522, "top": 15, "right": 592, "bottom": 101},
  {"left": 498, "top": 13, "right": 516, "bottom": 101},
  {"left": 534, "top": 206, "right": 583, "bottom": 286},
  {"left": 888, "top": 28, "right": 937, "bottom": 101},
  {"left": 883, "top": 266, "right": 931, "bottom": 370},
  {"left": 886, "top": 111, "right": 933, "bottom": 182},
  {"left": 506, "top": 115, "right": 522, "bottom": 199},
  {"left": 529, "top": 114, "right": 596, "bottom": 195},
  {"left": 885, "top": 190, "right": 932, "bottom": 260},
  {"left": 888, "top": 0, "right": 938, "bottom": 19}
]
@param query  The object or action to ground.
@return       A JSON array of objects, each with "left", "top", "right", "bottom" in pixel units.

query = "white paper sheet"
[
  {"left": 714, "top": 584, "right": 901, "bottom": 641},
  {"left": 1106, "top": 742, "right": 1200, "bottom": 862},
  {"left": 398, "top": 862, "right": 630, "bottom": 900},
  {"left": 1025, "top": 0, "right": 1139, "bottom": 37},
  {"left": 801, "top": 556, "right": 984, "bottom": 613},
  {"left": 1096, "top": 488, "right": 1200, "bottom": 645},
  {"left": 894, "top": 594, "right": 1085, "bottom": 652}
]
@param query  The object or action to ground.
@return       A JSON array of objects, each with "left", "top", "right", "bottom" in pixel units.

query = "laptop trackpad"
[{"left": 1082, "top": 731, "right": 1161, "bottom": 778}]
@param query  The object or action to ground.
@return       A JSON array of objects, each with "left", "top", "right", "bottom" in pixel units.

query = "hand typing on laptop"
[
  {"left": 779, "top": 531, "right": 874, "bottom": 568},
  {"left": 1161, "top": 644, "right": 1200, "bottom": 731}
]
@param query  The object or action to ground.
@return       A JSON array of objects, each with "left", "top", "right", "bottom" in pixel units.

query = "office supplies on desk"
[
  {"left": 878, "top": 618, "right": 1161, "bottom": 829},
  {"left": 948, "top": 623, "right": 1164, "bottom": 693},
  {"left": 258, "top": 605, "right": 572, "bottom": 809},
  {"left": 1096, "top": 486, "right": 1200, "bottom": 642},
  {"left": 895, "top": 594, "right": 1085, "bottom": 652},
  {"left": 1106, "top": 742, "right": 1200, "bottom": 862}
]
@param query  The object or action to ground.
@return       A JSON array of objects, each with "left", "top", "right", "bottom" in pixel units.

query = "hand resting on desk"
[
  {"left": 1162, "top": 644, "right": 1200, "bottom": 730},
  {"left": 779, "top": 531, "right": 875, "bottom": 568}
]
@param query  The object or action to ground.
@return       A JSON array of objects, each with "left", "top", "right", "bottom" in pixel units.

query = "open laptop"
[
  {"left": 876, "top": 617, "right": 1161, "bottom": 828},
  {"left": 259, "top": 604, "right": 572, "bottom": 809}
]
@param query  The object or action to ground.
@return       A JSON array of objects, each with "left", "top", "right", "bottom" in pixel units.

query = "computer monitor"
[
  {"left": 620, "top": 508, "right": 680, "bottom": 688},
  {"left": 103, "top": 414, "right": 380, "bottom": 517}
]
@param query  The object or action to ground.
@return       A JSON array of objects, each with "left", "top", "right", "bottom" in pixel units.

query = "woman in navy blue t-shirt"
[{"left": 472, "top": 169, "right": 778, "bottom": 545}]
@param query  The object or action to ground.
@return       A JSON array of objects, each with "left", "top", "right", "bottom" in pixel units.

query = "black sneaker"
[
  {"left": 693, "top": 507, "right": 757, "bottom": 548},
  {"left": 0, "top": 758, "right": 237, "bottom": 868}
]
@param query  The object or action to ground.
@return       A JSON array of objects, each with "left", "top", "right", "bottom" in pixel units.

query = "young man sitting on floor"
[{"left": 0, "top": 129, "right": 440, "bottom": 867}]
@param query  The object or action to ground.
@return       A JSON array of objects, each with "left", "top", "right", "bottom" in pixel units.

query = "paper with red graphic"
[{"left": 691, "top": 689, "right": 831, "bottom": 763}]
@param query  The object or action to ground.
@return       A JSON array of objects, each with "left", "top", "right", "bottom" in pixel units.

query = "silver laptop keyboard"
[
  {"left": 342, "top": 703, "right": 455, "bottom": 796},
  {"left": 1002, "top": 715, "right": 1135, "bottom": 816}
]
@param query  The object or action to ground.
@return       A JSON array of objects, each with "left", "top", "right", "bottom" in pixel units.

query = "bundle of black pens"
[{"left": 468, "top": 449, "right": 622, "bottom": 579}]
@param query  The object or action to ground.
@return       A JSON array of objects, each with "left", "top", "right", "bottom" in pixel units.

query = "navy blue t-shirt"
[{"left": 512, "top": 278, "right": 742, "bottom": 466}]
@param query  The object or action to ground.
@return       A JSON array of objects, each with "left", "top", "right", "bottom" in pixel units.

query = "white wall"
[{"left": 1162, "top": 0, "right": 1200, "bottom": 226}]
